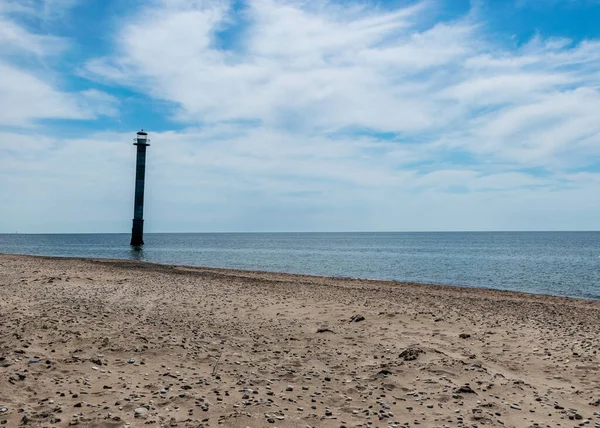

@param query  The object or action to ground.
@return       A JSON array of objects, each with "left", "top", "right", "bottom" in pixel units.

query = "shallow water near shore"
[{"left": 1, "top": 231, "right": 599, "bottom": 299}]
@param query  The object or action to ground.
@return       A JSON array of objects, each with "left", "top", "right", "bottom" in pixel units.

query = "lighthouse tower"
[{"left": 130, "top": 130, "right": 150, "bottom": 246}]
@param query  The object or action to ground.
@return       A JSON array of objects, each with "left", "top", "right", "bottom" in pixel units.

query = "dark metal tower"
[{"left": 130, "top": 130, "right": 150, "bottom": 246}]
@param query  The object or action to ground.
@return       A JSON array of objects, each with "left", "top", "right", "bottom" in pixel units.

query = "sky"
[{"left": 1, "top": 0, "right": 600, "bottom": 233}]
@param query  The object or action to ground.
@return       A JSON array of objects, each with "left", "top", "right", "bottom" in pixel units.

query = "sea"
[{"left": 0, "top": 232, "right": 598, "bottom": 300}]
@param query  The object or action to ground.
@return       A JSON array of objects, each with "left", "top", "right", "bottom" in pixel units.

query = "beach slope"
[{"left": 0, "top": 254, "right": 599, "bottom": 427}]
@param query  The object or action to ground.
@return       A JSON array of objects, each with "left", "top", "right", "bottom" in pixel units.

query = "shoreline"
[
  {"left": 1, "top": 253, "right": 599, "bottom": 427},
  {"left": 1, "top": 252, "right": 598, "bottom": 303}
]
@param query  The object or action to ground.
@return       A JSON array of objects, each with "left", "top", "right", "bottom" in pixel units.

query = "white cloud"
[
  {"left": 440, "top": 73, "right": 573, "bottom": 105},
  {"left": 85, "top": 0, "right": 469, "bottom": 133},
  {"left": 0, "top": 11, "right": 67, "bottom": 56},
  {"left": 0, "top": 62, "right": 119, "bottom": 125},
  {"left": 0, "top": 63, "right": 85, "bottom": 125},
  {"left": 0, "top": 1, "right": 118, "bottom": 125},
  {"left": 82, "top": 0, "right": 600, "bottom": 172}
]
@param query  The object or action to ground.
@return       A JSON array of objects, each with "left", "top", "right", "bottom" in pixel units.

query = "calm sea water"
[{"left": 0, "top": 232, "right": 599, "bottom": 299}]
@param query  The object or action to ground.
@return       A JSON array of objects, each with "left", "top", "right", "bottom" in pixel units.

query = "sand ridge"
[{"left": 0, "top": 254, "right": 599, "bottom": 428}]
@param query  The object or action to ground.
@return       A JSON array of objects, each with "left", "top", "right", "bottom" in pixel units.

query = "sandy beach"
[{"left": 0, "top": 254, "right": 599, "bottom": 428}]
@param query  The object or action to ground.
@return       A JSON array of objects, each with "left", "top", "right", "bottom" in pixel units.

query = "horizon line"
[{"left": 1, "top": 230, "right": 599, "bottom": 235}]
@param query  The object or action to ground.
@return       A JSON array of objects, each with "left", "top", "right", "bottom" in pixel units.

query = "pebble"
[
  {"left": 454, "top": 385, "right": 476, "bottom": 394},
  {"left": 9, "top": 373, "right": 25, "bottom": 382},
  {"left": 399, "top": 347, "right": 424, "bottom": 361},
  {"left": 134, "top": 407, "right": 148, "bottom": 419},
  {"left": 349, "top": 314, "right": 365, "bottom": 323}
]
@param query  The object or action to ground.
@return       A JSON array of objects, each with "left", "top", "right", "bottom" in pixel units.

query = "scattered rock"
[
  {"left": 454, "top": 385, "right": 477, "bottom": 394},
  {"left": 459, "top": 333, "right": 471, "bottom": 339},
  {"left": 567, "top": 412, "right": 583, "bottom": 420},
  {"left": 9, "top": 373, "right": 26, "bottom": 382},
  {"left": 399, "top": 347, "right": 424, "bottom": 361},
  {"left": 376, "top": 369, "right": 392, "bottom": 377},
  {"left": 349, "top": 314, "right": 365, "bottom": 323},
  {"left": 134, "top": 407, "right": 148, "bottom": 419}
]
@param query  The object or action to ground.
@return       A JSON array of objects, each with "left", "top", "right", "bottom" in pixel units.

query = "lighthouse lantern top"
[{"left": 134, "top": 129, "right": 150, "bottom": 146}]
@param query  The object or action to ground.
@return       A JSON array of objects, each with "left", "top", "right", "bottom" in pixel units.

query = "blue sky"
[{"left": 2, "top": 0, "right": 600, "bottom": 232}]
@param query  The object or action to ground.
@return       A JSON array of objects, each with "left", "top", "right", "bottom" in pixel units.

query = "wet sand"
[{"left": 0, "top": 254, "right": 599, "bottom": 428}]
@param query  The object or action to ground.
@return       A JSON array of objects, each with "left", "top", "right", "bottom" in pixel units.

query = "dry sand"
[{"left": 0, "top": 254, "right": 599, "bottom": 428}]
